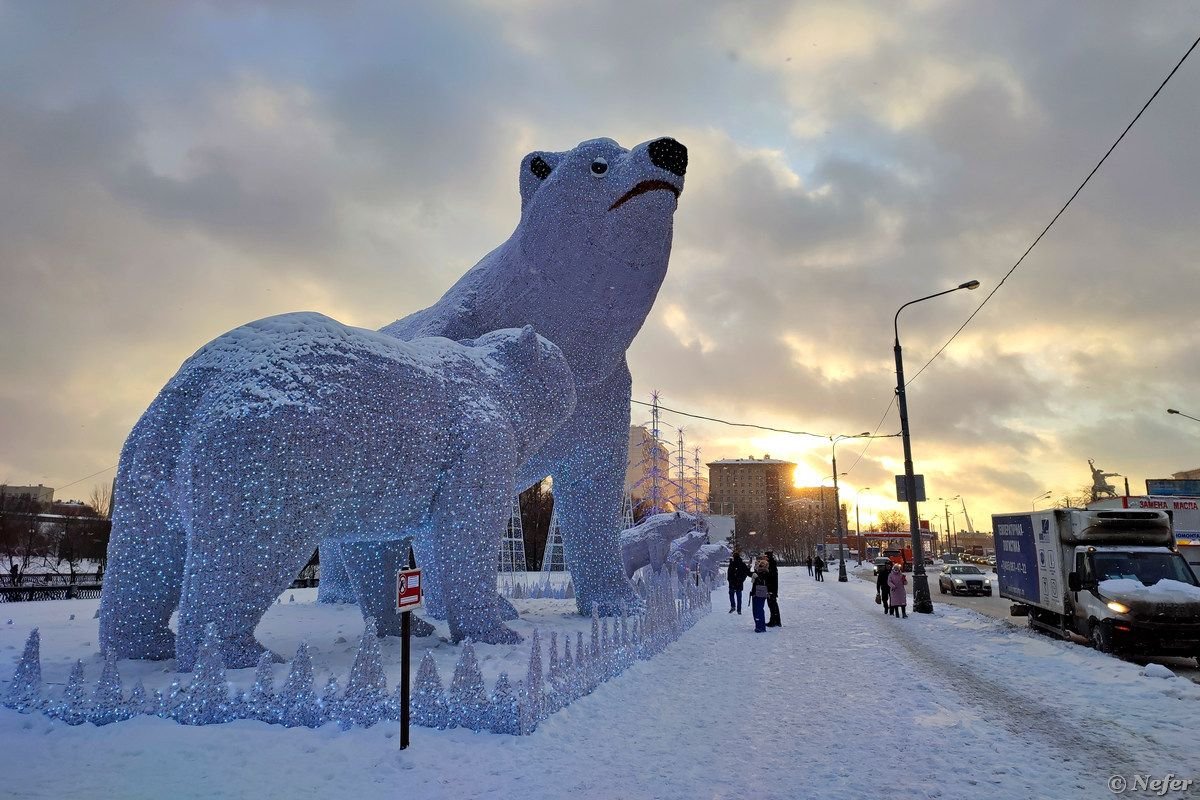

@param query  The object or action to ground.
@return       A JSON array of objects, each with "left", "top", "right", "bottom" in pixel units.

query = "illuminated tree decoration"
[
  {"left": 177, "top": 623, "right": 231, "bottom": 726},
  {"left": 488, "top": 673, "right": 520, "bottom": 736},
  {"left": 523, "top": 628, "right": 543, "bottom": 726},
  {"left": 89, "top": 654, "right": 125, "bottom": 725},
  {"left": 410, "top": 651, "right": 448, "bottom": 729},
  {"left": 447, "top": 641, "right": 490, "bottom": 732},
  {"left": 318, "top": 676, "right": 341, "bottom": 726},
  {"left": 123, "top": 680, "right": 148, "bottom": 721},
  {"left": 3, "top": 628, "right": 42, "bottom": 713},
  {"left": 342, "top": 617, "right": 388, "bottom": 728},
  {"left": 244, "top": 651, "right": 278, "bottom": 725},
  {"left": 49, "top": 660, "right": 89, "bottom": 726},
  {"left": 278, "top": 642, "right": 320, "bottom": 729}
]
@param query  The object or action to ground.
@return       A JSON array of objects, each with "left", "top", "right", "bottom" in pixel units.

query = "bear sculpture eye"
[
  {"left": 590, "top": 158, "right": 608, "bottom": 176},
  {"left": 529, "top": 156, "right": 552, "bottom": 180}
]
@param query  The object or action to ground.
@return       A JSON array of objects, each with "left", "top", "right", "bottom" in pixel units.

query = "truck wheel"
[{"left": 1091, "top": 621, "right": 1114, "bottom": 654}]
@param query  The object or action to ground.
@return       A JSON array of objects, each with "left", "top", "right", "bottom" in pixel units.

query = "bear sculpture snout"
[{"left": 648, "top": 137, "right": 687, "bottom": 177}]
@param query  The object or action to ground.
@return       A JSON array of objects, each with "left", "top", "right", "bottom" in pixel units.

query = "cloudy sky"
[{"left": 2, "top": 1, "right": 1198, "bottom": 530}]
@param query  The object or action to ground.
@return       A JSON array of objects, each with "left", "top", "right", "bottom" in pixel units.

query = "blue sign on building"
[
  {"left": 1146, "top": 479, "right": 1200, "bottom": 497},
  {"left": 993, "top": 514, "right": 1040, "bottom": 604}
]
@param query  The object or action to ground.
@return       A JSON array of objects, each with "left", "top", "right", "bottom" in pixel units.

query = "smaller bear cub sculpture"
[{"left": 99, "top": 313, "right": 575, "bottom": 670}]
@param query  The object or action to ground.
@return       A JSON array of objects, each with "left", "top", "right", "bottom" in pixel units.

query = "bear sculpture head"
[{"left": 510, "top": 136, "right": 687, "bottom": 384}]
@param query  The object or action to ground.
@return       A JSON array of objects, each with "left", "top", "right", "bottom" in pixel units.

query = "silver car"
[{"left": 938, "top": 564, "right": 993, "bottom": 596}]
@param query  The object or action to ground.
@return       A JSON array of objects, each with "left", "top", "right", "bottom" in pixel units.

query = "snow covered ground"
[{"left": 3, "top": 568, "right": 1199, "bottom": 799}]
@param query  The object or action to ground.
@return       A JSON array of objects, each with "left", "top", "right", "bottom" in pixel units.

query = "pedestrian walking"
[
  {"left": 727, "top": 547, "right": 750, "bottom": 614},
  {"left": 887, "top": 565, "right": 908, "bottom": 618},
  {"left": 875, "top": 561, "right": 891, "bottom": 613},
  {"left": 750, "top": 555, "right": 770, "bottom": 633},
  {"left": 814, "top": 556, "right": 825, "bottom": 582},
  {"left": 806, "top": 556, "right": 813, "bottom": 576},
  {"left": 764, "top": 550, "right": 781, "bottom": 627}
]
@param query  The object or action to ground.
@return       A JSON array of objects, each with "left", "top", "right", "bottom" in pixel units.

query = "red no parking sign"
[{"left": 396, "top": 568, "right": 422, "bottom": 611}]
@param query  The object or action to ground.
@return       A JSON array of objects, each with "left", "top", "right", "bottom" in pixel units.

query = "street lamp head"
[
  {"left": 1168, "top": 408, "right": 1180, "bottom": 415},
  {"left": 959, "top": 280, "right": 981, "bottom": 290},
  {"left": 857, "top": 431, "right": 870, "bottom": 437}
]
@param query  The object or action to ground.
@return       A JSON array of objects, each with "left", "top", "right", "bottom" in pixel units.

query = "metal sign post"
[{"left": 396, "top": 547, "right": 421, "bottom": 750}]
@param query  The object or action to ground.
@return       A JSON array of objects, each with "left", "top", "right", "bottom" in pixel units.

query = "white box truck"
[{"left": 992, "top": 508, "right": 1200, "bottom": 661}]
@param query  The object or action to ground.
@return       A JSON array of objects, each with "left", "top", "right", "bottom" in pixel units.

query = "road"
[{"left": 851, "top": 562, "right": 1200, "bottom": 685}]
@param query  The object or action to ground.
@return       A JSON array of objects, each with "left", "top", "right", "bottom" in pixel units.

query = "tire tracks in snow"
[{"left": 841, "top": 585, "right": 1150, "bottom": 781}]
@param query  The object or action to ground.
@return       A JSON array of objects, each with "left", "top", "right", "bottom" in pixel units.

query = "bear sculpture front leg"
[{"left": 429, "top": 436, "right": 521, "bottom": 644}]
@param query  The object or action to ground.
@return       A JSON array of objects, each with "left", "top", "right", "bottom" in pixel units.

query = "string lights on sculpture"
[{"left": 98, "top": 317, "right": 576, "bottom": 668}]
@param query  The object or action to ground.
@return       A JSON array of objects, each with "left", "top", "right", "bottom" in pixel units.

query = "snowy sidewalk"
[{"left": 3, "top": 568, "right": 1199, "bottom": 799}]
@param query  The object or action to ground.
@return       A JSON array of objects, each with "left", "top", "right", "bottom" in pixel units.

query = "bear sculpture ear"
[
  {"left": 517, "top": 324, "right": 540, "bottom": 360},
  {"left": 520, "top": 150, "right": 561, "bottom": 209}
]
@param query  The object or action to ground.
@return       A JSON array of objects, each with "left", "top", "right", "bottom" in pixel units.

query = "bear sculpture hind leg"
[
  {"left": 340, "top": 539, "right": 436, "bottom": 638},
  {"left": 99, "top": 444, "right": 189, "bottom": 661}
]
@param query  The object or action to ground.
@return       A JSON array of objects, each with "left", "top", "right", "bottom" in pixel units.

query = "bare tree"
[
  {"left": 87, "top": 483, "right": 113, "bottom": 519},
  {"left": 876, "top": 510, "right": 908, "bottom": 531}
]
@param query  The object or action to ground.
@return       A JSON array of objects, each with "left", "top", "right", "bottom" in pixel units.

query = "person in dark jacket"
[
  {"left": 750, "top": 555, "right": 770, "bottom": 632},
  {"left": 764, "top": 550, "right": 781, "bottom": 627},
  {"left": 876, "top": 561, "right": 892, "bottom": 613},
  {"left": 805, "top": 556, "right": 813, "bottom": 576},
  {"left": 727, "top": 547, "right": 750, "bottom": 614},
  {"left": 814, "top": 556, "right": 825, "bottom": 582}
]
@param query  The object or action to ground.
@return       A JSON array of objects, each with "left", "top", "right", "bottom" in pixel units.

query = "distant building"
[
  {"left": 707, "top": 456, "right": 795, "bottom": 547},
  {"left": 0, "top": 483, "right": 54, "bottom": 506}
]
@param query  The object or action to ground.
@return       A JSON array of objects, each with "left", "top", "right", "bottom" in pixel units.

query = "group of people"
[
  {"left": 804, "top": 555, "right": 827, "bottom": 581},
  {"left": 874, "top": 560, "right": 909, "bottom": 618},
  {"left": 725, "top": 547, "right": 781, "bottom": 632}
]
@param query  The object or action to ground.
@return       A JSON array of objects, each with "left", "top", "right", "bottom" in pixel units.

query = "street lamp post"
[
  {"left": 831, "top": 434, "right": 870, "bottom": 582},
  {"left": 938, "top": 496, "right": 958, "bottom": 555},
  {"left": 855, "top": 487, "right": 870, "bottom": 566},
  {"left": 1167, "top": 408, "right": 1200, "bottom": 425},
  {"left": 895, "top": 280, "right": 980, "bottom": 613},
  {"left": 1031, "top": 490, "right": 1053, "bottom": 511}
]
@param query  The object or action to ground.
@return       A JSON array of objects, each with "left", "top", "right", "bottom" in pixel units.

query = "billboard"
[
  {"left": 1146, "top": 479, "right": 1200, "bottom": 497},
  {"left": 993, "top": 514, "right": 1041, "bottom": 606}
]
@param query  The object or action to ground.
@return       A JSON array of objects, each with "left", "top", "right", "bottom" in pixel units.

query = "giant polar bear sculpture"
[
  {"left": 98, "top": 316, "right": 575, "bottom": 669},
  {"left": 325, "top": 136, "right": 687, "bottom": 627}
]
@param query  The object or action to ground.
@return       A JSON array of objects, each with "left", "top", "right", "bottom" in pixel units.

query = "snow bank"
[{"left": 1099, "top": 577, "right": 1200, "bottom": 601}]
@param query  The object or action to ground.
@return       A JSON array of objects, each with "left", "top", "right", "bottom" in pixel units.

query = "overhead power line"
[
  {"left": 55, "top": 464, "right": 118, "bottom": 492},
  {"left": 630, "top": 398, "right": 900, "bottom": 442},
  {"left": 906, "top": 32, "right": 1200, "bottom": 385}
]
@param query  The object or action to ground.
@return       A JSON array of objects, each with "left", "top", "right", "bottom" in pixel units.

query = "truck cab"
[{"left": 1067, "top": 543, "right": 1200, "bottom": 655}]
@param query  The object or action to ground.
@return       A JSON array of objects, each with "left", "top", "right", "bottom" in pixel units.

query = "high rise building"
[{"left": 706, "top": 456, "right": 795, "bottom": 550}]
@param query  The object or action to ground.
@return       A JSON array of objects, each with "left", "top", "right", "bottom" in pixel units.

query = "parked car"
[
  {"left": 941, "top": 554, "right": 961, "bottom": 565},
  {"left": 938, "top": 564, "right": 993, "bottom": 596}
]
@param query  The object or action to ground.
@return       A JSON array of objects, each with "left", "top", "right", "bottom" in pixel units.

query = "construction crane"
[{"left": 959, "top": 496, "right": 975, "bottom": 534}]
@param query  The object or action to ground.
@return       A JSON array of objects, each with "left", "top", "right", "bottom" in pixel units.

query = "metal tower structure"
[
  {"left": 629, "top": 391, "right": 669, "bottom": 517},
  {"left": 620, "top": 490, "right": 635, "bottom": 531},
  {"left": 690, "top": 446, "right": 706, "bottom": 514},
  {"left": 540, "top": 506, "right": 568, "bottom": 572},
  {"left": 674, "top": 428, "right": 688, "bottom": 512},
  {"left": 498, "top": 495, "right": 528, "bottom": 573}
]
